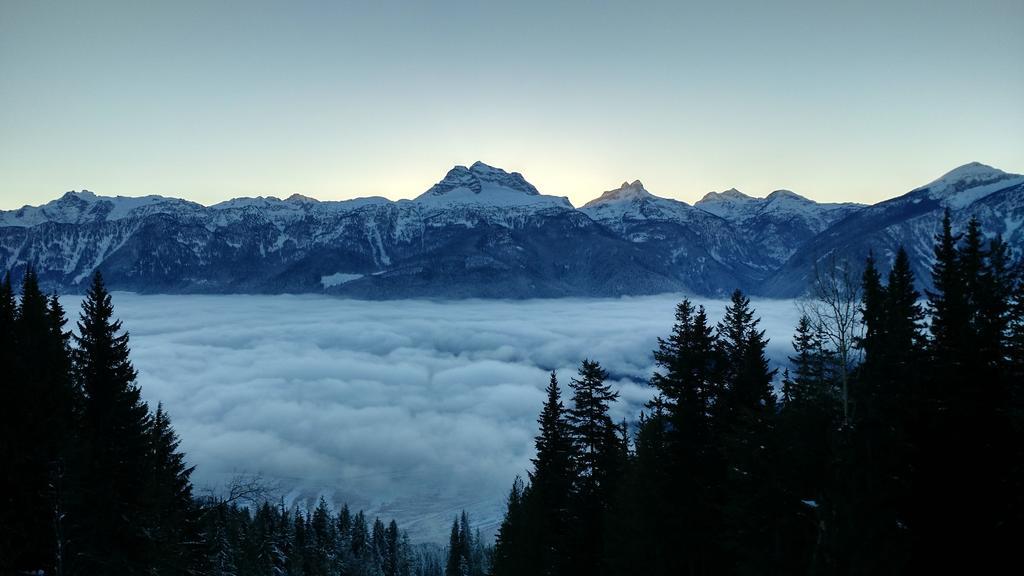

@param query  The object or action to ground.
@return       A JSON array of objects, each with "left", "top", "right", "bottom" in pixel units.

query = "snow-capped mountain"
[
  {"left": 2, "top": 161, "right": 1021, "bottom": 299},
  {"left": 580, "top": 180, "right": 764, "bottom": 293},
  {"left": 761, "top": 162, "right": 1024, "bottom": 296},
  {"left": 695, "top": 188, "right": 863, "bottom": 267},
  {"left": 0, "top": 163, "right": 677, "bottom": 297}
]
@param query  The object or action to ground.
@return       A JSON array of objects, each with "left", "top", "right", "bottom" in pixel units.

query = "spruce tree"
[
  {"left": 445, "top": 515, "right": 464, "bottom": 576},
  {"left": 145, "top": 404, "right": 199, "bottom": 575},
  {"left": 976, "top": 236, "right": 1013, "bottom": 372},
  {"left": 0, "top": 272, "right": 15, "bottom": 573},
  {"left": 526, "top": 371, "right": 572, "bottom": 576},
  {"left": 491, "top": 477, "right": 528, "bottom": 576},
  {"left": 928, "top": 209, "right": 968, "bottom": 373},
  {"left": 859, "top": 251, "right": 887, "bottom": 368},
  {"left": 715, "top": 290, "right": 778, "bottom": 573},
  {"left": 70, "top": 271, "right": 153, "bottom": 575},
  {"left": 884, "top": 247, "right": 925, "bottom": 372},
  {"left": 565, "top": 359, "right": 620, "bottom": 575},
  {"left": 639, "top": 298, "right": 723, "bottom": 574},
  {"left": 5, "top": 267, "right": 76, "bottom": 574}
]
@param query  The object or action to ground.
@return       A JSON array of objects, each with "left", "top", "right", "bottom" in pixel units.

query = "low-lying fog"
[{"left": 63, "top": 293, "right": 803, "bottom": 541}]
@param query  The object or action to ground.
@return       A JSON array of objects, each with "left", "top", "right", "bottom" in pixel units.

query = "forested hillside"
[
  {"left": 0, "top": 271, "right": 485, "bottom": 576},
  {"left": 492, "top": 212, "right": 1023, "bottom": 574}
]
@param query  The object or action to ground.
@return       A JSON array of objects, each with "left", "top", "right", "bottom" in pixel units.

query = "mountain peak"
[
  {"left": 583, "top": 180, "right": 652, "bottom": 207},
  {"left": 697, "top": 188, "right": 751, "bottom": 203},
  {"left": 936, "top": 161, "right": 1005, "bottom": 182},
  {"left": 416, "top": 162, "right": 541, "bottom": 201},
  {"left": 915, "top": 161, "right": 1023, "bottom": 207},
  {"left": 469, "top": 160, "right": 502, "bottom": 174},
  {"left": 765, "top": 189, "right": 808, "bottom": 202},
  {"left": 919, "top": 161, "right": 1013, "bottom": 193},
  {"left": 61, "top": 189, "right": 97, "bottom": 202}
]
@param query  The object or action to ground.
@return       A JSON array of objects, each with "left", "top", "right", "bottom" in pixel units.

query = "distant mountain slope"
[
  {"left": 760, "top": 162, "right": 1024, "bottom": 297},
  {"left": 2, "top": 161, "right": 1020, "bottom": 298},
  {"left": 695, "top": 188, "right": 863, "bottom": 268},
  {"left": 580, "top": 180, "right": 765, "bottom": 293}
]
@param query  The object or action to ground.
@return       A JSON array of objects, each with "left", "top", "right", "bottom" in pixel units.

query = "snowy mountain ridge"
[{"left": 2, "top": 161, "right": 1021, "bottom": 298}]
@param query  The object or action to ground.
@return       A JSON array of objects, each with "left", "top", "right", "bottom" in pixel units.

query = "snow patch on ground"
[{"left": 320, "top": 273, "right": 363, "bottom": 288}]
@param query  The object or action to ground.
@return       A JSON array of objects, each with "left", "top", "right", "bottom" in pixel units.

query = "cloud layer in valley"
[{"left": 61, "top": 293, "right": 803, "bottom": 541}]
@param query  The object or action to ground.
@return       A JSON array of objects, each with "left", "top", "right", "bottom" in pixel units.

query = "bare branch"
[{"left": 797, "top": 252, "right": 864, "bottom": 426}]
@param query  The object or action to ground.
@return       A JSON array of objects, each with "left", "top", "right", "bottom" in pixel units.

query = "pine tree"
[
  {"left": 351, "top": 511, "right": 369, "bottom": 559},
  {"left": 69, "top": 271, "right": 154, "bottom": 575},
  {"left": 777, "top": 315, "right": 838, "bottom": 573},
  {"left": 859, "top": 251, "right": 887, "bottom": 367},
  {"left": 0, "top": 272, "right": 16, "bottom": 574},
  {"left": 635, "top": 298, "right": 724, "bottom": 574},
  {"left": 565, "top": 359, "right": 620, "bottom": 575},
  {"left": 782, "top": 315, "right": 833, "bottom": 408},
  {"left": 310, "top": 497, "right": 336, "bottom": 576},
  {"left": 715, "top": 290, "right": 778, "bottom": 573},
  {"left": 384, "top": 520, "right": 400, "bottom": 576},
  {"left": 145, "top": 404, "right": 199, "bottom": 575},
  {"left": 445, "top": 515, "right": 464, "bottom": 576},
  {"left": 4, "top": 267, "right": 76, "bottom": 574},
  {"left": 566, "top": 360, "right": 620, "bottom": 490},
  {"left": 491, "top": 477, "right": 528, "bottom": 576},
  {"left": 884, "top": 247, "right": 925, "bottom": 372},
  {"left": 525, "top": 371, "right": 572, "bottom": 576},
  {"left": 651, "top": 299, "right": 720, "bottom": 412},
  {"left": 928, "top": 209, "right": 968, "bottom": 373},
  {"left": 959, "top": 216, "right": 986, "bottom": 326},
  {"left": 976, "top": 236, "right": 1014, "bottom": 372}
]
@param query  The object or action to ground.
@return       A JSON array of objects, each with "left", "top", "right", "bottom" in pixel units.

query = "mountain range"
[{"left": 2, "top": 161, "right": 1022, "bottom": 298}]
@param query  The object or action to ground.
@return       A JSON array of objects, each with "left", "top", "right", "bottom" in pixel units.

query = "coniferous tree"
[
  {"left": 311, "top": 497, "right": 337, "bottom": 576},
  {"left": 351, "top": 510, "right": 369, "bottom": 560},
  {"left": 777, "top": 316, "right": 836, "bottom": 573},
  {"left": 715, "top": 289, "right": 778, "bottom": 573},
  {"left": 565, "top": 359, "right": 620, "bottom": 575},
  {"left": 145, "top": 404, "right": 199, "bottom": 575},
  {"left": 976, "top": 236, "right": 1014, "bottom": 372},
  {"left": 492, "top": 477, "right": 528, "bottom": 576},
  {"left": 70, "top": 271, "right": 154, "bottom": 575},
  {"left": 928, "top": 209, "right": 968, "bottom": 374},
  {"left": 884, "top": 247, "right": 926, "bottom": 372},
  {"left": 5, "top": 267, "right": 76, "bottom": 574},
  {"left": 445, "top": 515, "right": 465, "bottom": 576},
  {"left": 0, "top": 272, "right": 20, "bottom": 574},
  {"left": 0, "top": 272, "right": 14, "bottom": 569},
  {"left": 638, "top": 299, "right": 723, "bottom": 574},
  {"left": 384, "top": 520, "right": 400, "bottom": 576},
  {"left": 859, "top": 251, "right": 887, "bottom": 369},
  {"left": 526, "top": 371, "right": 572, "bottom": 576}
]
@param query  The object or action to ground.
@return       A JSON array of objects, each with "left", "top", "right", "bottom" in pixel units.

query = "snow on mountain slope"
[
  {"left": 415, "top": 161, "right": 571, "bottom": 208},
  {"left": 695, "top": 187, "right": 864, "bottom": 267},
  {"left": 695, "top": 187, "right": 861, "bottom": 230},
  {"left": 912, "top": 161, "right": 1024, "bottom": 209},
  {"left": 580, "top": 180, "right": 764, "bottom": 294},
  {"left": 761, "top": 162, "right": 1024, "bottom": 297},
  {"left": 582, "top": 180, "right": 699, "bottom": 224},
  {"left": 0, "top": 190, "right": 205, "bottom": 227},
  {"left": 3, "top": 161, "right": 1020, "bottom": 299}
]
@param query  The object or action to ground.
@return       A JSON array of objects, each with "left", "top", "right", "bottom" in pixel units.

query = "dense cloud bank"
[{"left": 62, "top": 293, "right": 801, "bottom": 541}]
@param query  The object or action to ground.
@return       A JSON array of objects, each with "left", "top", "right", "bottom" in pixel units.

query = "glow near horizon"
[{"left": 1, "top": 0, "right": 1022, "bottom": 211}]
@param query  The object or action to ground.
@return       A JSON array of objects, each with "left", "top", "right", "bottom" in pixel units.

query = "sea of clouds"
[{"left": 60, "top": 293, "right": 803, "bottom": 541}]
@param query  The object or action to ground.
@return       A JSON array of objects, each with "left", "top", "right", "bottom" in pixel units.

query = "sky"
[
  {"left": 1, "top": 0, "right": 1022, "bottom": 209},
  {"left": 57, "top": 292, "right": 804, "bottom": 541}
]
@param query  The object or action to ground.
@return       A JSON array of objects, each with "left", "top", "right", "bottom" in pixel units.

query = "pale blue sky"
[{"left": 1, "top": 0, "right": 1021, "bottom": 209}]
